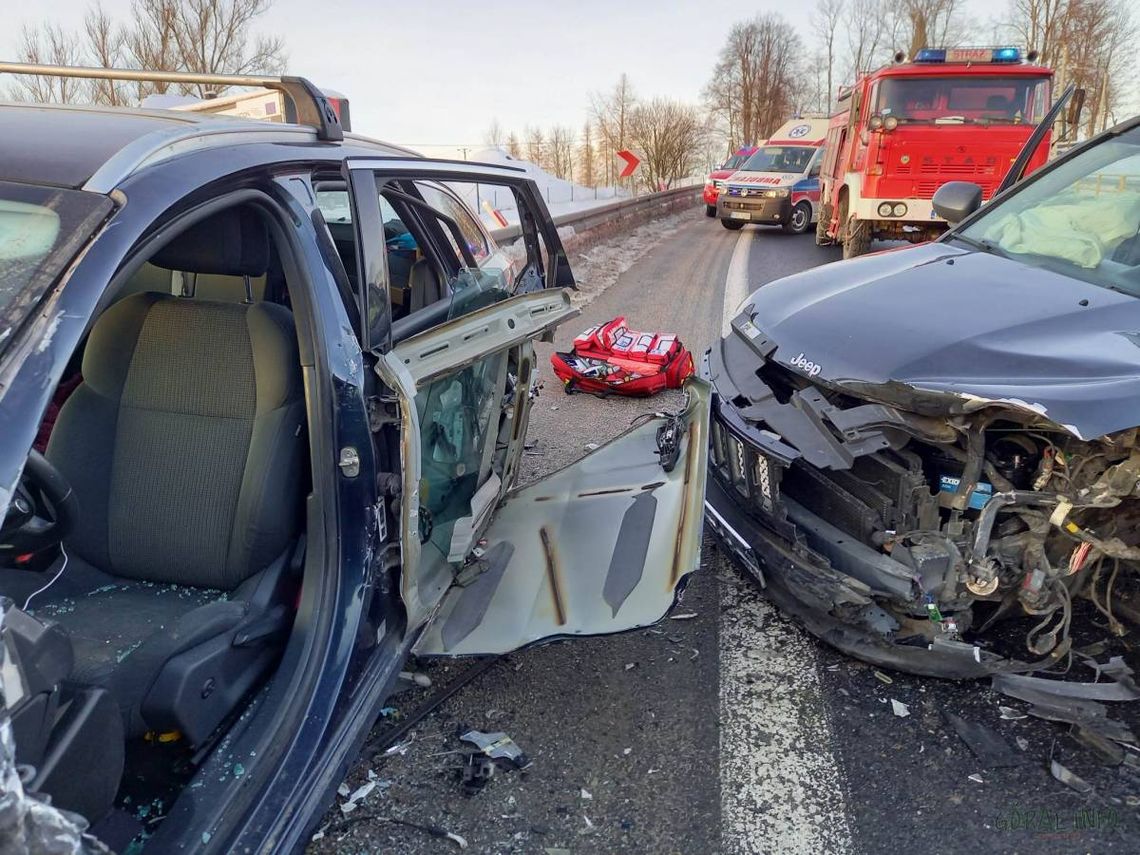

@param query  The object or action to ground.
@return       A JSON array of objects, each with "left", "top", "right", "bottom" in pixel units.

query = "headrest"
[{"left": 151, "top": 207, "right": 269, "bottom": 277}]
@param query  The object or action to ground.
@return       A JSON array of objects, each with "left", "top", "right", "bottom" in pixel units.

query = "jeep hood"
[{"left": 723, "top": 241, "right": 1140, "bottom": 439}]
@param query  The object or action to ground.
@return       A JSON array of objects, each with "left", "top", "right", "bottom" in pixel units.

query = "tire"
[
  {"left": 843, "top": 218, "right": 872, "bottom": 259},
  {"left": 705, "top": 204, "right": 716, "bottom": 218},
  {"left": 783, "top": 201, "right": 812, "bottom": 235},
  {"left": 815, "top": 201, "right": 834, "bottom": 246},
  {"left": 720, "top": 219, "right": 745, "bottom": 231},
  {"left": 838, "top": 194, "right": 872, "bottom": 259}
]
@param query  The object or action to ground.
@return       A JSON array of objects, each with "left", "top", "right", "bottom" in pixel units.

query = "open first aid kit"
[{"left": 549, "top": 317, "right": 695, "bottom": 396}]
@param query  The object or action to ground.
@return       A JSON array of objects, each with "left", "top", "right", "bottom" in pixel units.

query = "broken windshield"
[
  {"left": 956, "top": 128, "right": 1140, "bottom": 290},
  {"left": 875, "top": 75, "right": 1051, "bottom": 125},
  {"left": 0, "top": 183, "right": 111, "bottom": 356}
]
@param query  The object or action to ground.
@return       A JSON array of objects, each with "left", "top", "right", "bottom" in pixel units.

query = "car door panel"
[
  {"left": 374, "top": 289, "right": 579, "bottom": 628},
  {"left": 413, "top": 378, "right": 710, "bottom": 655}
]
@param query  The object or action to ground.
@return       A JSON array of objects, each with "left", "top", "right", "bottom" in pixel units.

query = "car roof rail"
[{"left": 0, "top": 61, "right": 343, "bottom": 142}]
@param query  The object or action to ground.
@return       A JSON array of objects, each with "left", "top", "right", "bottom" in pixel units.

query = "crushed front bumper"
[{"left": 701, "top": 351, "right": 1009, "bottom": 678}]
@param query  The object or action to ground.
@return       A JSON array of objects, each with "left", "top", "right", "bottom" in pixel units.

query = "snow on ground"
[{"left": 403, "top": 144, "right": 630, "bottom": 228}]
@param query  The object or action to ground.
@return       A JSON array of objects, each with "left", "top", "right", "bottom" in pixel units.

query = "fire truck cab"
[
  {"left": 716, "top": 118, "right": 829, "bottom": 234},
  {"left": 818, "top": 47, "right": 1053, "bottom": 258}
]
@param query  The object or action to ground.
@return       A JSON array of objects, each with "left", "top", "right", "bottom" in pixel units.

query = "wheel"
[
  {"left": 720, "top": 219, "right": 744, "bottom": 231},
  {"left": 838, "top": 194, "right": 872, "bottom": 259},
  {"left": 843, "top": 218, "right": 872, "bottom": 259},
  {"left": 815, "top": 201, "right": 833, "bottom": 246},
  {"left": 783, "top": 201, "right": 812, "bottom": 235},
  {"left": 705, "top": 204, "right": 716, "bottom": 218}
]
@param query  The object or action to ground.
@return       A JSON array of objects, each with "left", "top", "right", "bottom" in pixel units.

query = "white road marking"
[
  {"left": 717, "top": 233, "right": 853, "bottom": 855},
  {"left": 721, "top": 228, "right": 755, "bottom": 335}
]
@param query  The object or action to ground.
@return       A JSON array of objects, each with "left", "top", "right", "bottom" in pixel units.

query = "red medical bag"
[{"left": 550, "top": 317, "right": 695, "bottom": 396}]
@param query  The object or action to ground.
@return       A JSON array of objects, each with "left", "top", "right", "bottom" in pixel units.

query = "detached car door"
[{"left": 350, "top": 160, "right": 711, "bottom": 655}]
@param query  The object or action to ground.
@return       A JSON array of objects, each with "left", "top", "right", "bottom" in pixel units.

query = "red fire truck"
[{"left": 817, "top": 47, "right": 1053, "bottom": 258}]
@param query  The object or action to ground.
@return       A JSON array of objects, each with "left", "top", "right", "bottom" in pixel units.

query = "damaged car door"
[
  {"left": 378, "top": 291, "right": 711, "bottom": 656},
  {"left": 349, "top": 159, "right": 711, "bottom": 655}
]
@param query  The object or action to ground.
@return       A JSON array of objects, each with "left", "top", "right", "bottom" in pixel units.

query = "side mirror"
[
  {"left": 809, "top": 163, "right": 821, "bottom": 177},
  {"left": 933, "top": 181, "right": 983, "bottom": 224}
]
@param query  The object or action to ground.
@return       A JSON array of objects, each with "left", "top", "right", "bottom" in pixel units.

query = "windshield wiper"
[{"left": 951, "top": 233, "right": 1010, "bottom": 259}]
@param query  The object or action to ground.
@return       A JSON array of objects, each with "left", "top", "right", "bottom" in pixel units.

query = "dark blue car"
[{"left": 0, "top": 64, "right": 710, "bottom": 854}]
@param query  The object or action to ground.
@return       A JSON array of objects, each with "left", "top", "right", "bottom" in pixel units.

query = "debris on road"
[
  {"left": 670, "top": 612, "right": 697, "bottom": 620},
  {"left": 890, "top": 699, "right": 910, "bottom": 718},
  {"left": 339, "top": 780, "right": 379, "bottom": 814},
  {"left": 580, "top": 788, "right": 593, "bottom": 800},
  {"left": 968, "top": 773, "right": 984, "bottom": 784},
  {"left": 459, "top": 730, "right": 529, "bottom": 768},
  {"left": 998, "top": 706, "right": 1027, "bottom": 720},
  {"left": 873, "top": 671, "right": 893, "bottom": 685},
  {"left": 1050, "top": 758, "right": 1094, "bottom": 794},
  {"left": 944, "top": 712, "right": 1024, "bottom": 768}
]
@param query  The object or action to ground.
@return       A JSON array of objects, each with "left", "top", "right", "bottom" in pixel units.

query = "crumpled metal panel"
[{"left": 415, "top": 379, "right": 711, "bottom": 656}]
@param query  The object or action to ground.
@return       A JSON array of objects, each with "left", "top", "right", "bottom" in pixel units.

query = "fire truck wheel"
[
  {"left": 843, "top": 218, "right": 872, "bottom": 259},
  {"left": 815, "top": 202, "right": 834, "bottom": 246},
  {"left": 720, "top": 219, "right": 745, "bottom": 231},
  {"left": 705, "top": 204, "right": 716, "bottom": 217},
  {"left": 784, "top": 202, "right": 812, "bottom": 235}
]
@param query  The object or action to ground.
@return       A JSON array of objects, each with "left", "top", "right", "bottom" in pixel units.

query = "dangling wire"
[{"left": 23, "top": 544, "right": 68, "bottom": 611}]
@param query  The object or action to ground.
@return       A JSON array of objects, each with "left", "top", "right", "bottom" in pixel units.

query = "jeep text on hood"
[{"left": 703, "top": 118, "right": 1140, "bottom": 678}]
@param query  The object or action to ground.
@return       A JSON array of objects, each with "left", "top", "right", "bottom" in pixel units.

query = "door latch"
[{"left": 338, "top": 446, "right": 361, "bottom": 478}]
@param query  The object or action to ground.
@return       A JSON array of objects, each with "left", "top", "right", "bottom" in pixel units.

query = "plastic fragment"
[
  {"left": 337, "top": 782, "right": 350, "bottom": 797},
  {"left": 968, "top": 773, "right": 984, "bottom": 783},
  {"left": 446, "top": 831, "right": 468, "bottom": 849},
  {"left": 580, "top": 787, "right": 592, "bottom": 800},
  {"left": 1016, "top": 737, "right": 1029, "bottom": 751},
  {"left": 873, "top": 671, "right": 893, "bottom": 685},
  {"left": 891, "top": 699, "right": 910, "bottom": 718},
  {"left": 585, "top": 443, "right": 599, "bottom": 451},
  {"left": 670, "top": 612, "right": 697, "bottom": 620},
  {"left": 999, "top": 706, "right": 1027, "bottom": 720}
]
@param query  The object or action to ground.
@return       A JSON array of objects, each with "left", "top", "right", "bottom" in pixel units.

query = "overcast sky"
[{"left": 0, "top": 0, "right": 1076, "bottom": 152}]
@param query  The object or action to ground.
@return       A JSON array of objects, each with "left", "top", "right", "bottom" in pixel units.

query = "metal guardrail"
[{"left": 489, "top": 183, "right": 702, "bottom": 243}]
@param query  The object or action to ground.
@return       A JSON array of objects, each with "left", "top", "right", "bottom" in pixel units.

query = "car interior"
[{"left": 0, "top": 202, "right": 311, "bottom": 848}]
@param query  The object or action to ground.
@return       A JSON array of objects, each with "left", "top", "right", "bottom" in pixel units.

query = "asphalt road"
[{"left": 309, "top": 213, "right": 1140, "bottom": 854}]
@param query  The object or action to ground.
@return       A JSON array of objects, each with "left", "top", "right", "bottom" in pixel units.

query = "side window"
[
  {"left": 416, "top": 350, "right": 507, "bottom": 563},
  {"left": 414, "top": 182, "right": 490, "bottom": 263}
]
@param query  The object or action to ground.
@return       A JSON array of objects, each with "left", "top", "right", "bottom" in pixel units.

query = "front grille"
[
  {"left": 919, "top": 162, "right": 997, "bottom": 176},
  {"left": 917, "top": 178, "right": 998, "bottom": 198},
  {"left": 723, "top": 200, "right": 770, "bottom": 212},
  {"left": 711, "top": 412, "right": 783, "bottom": 513}
]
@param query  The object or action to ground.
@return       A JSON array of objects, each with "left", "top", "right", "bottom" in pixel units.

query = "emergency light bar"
[{"left": 914, "top": 47, "right": 1022, "bottom": 64}]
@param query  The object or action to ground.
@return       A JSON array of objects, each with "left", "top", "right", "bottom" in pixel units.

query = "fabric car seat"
[{"left": 3, "top": 207, "right": 307, "bottom": 745}]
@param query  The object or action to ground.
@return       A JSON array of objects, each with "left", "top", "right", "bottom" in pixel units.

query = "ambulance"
[{"left": 715, "top": 117, "right": 829, "bottom": 233}]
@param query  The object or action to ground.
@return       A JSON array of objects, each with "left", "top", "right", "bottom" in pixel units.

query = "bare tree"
[
  {"left": 11, "top": 25, "right": 86, "bottom": 103},
  {"left": 483, "top": 118, "right": 505, "bottom": 149},
  {"left": 11, "top": 0, "right": 286, "bottom": 104},
  {"left": 812, "top": 0, "right": 846, "bottom": 111},
  {"left": 705, "top": 15, "right": 804, "bottom": 150},
  {"left": 578, "top": 121, "right": 597, "bottom": 186},
  {"left": 629, "top": 98, "right": 706, "bottom": 191},
  {"left": 843, "top": 0, "right": 890, "bottom": 80},
  {"left": 505, "top": 132, "right": 523, "bottom": 159},
  {"left": 1002, "top": 0, "right": 1137, "bottom": 136},
  {"left": 524, "top": 126, "right": 547, "bottom": 168},
  {"left": 590, "top": 74, "right": 636, "bottom": 185},
  {"left": 547, "top": 125, "right": 575, "bottom": 179},
  {"left": 85, "top": 4, "right": 131, "bottom": 106}
]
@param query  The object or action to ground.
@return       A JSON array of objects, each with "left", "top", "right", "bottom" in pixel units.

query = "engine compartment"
[{"left": 779, "top": 404, "right": 1140, "bottom": 662}]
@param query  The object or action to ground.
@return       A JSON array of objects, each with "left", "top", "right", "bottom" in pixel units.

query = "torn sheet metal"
[{"left": 414, "top": 379, "right": 710, "bottom": 656}]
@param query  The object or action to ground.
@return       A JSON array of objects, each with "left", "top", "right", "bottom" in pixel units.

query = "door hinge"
[{"left": 338, "top": 446, "right": 361, "bottom": 478}]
